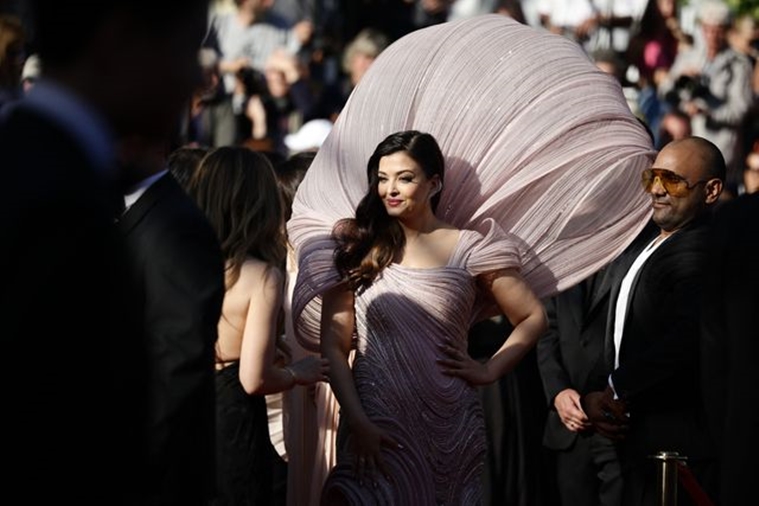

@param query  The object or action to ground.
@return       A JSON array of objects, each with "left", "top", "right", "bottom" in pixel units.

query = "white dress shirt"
[
  {"left": 123, "top": 169, "right": 168, "bottom": 213},
  {"left": 612, "top": 234, "right": 670, "bottom": 370}
]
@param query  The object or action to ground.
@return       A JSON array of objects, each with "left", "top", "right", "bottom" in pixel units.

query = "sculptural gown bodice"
[{"left": 323, "top": 227, "right": 519, "bottom": 505}]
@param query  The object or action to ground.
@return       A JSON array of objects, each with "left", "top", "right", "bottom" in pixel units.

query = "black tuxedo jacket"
[
  {"left": 118, "top": 172, "right": 225, "bottom": 504},
  {"left": 607, "top": 216, "right": 716, "bottom": 462},
  {"left": 0, "top": 102, "right": 148, "bottom": 501}
]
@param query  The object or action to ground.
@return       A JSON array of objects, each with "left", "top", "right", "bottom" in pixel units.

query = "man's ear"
[{"left": 704, "top": 178, "right": 723, "bottom": 205}]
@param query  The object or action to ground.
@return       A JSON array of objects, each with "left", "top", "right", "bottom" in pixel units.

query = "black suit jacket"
[
  {"left": 538, "top": 270, "right": 615, "bottom": 450},
  {"left": 701, "top": 193, "right": 759, "bottom": 506},
  {"left": 608, "top": 216, "right": 716, "bottom": 462},
  {"left": 0, "top": 102, "right": 148, "bottom": 502},
  {"left": 537, "top": 220, "right": 658, "bottom": 450},
  {"left": 118, "top": 172, "right": 225, "bottom": 505}
]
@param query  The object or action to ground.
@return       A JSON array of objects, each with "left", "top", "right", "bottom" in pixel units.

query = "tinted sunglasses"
[{"left": 641, "top": 168, "right": 708, "bottom": 197}]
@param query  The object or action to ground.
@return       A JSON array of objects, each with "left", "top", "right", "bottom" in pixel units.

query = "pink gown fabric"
[
  {"left": 283, "top": 251, "right": 342, "bottom": 506},
  {"left": 287, "top": 14, "right": 655, "bottom": 505},
  {"left": 322, "top": 228, "right": 520, "bottom": 504}
]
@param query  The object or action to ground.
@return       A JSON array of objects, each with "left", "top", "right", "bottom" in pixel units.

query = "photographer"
[
  {"left": 240, "top": 49, "right": 317, "bottom": 157},
  {"left": 202, "top": 0, "right": 314, "bottom": 147},
  {"left": 658, "top": 0, "right": 753, "bottom": 197}
]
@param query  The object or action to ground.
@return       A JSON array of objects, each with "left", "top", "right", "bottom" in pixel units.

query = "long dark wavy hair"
[
  {"left": 190, "top": 146, "right": 287, "bottom": 288},
  {"left": 332, "top": 130, "right": 445, "bottom": 292}
]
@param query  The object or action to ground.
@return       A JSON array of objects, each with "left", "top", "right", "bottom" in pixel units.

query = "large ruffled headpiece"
[{"left": 288, "top": 14, "right": 654, "bottom": 351}]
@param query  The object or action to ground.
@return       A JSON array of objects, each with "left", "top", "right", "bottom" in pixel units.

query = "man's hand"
[{"left": 582, "top": 385, "right": 629, "bottom": 440}]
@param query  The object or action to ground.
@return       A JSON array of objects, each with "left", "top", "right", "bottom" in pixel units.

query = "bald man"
[{"left": 583, "top": 137, "right": 724, "bottom": 506}]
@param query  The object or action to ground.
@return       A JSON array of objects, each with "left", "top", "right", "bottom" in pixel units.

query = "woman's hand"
[
  {"left": 437, "top": 336, "right": 493, "bottom": 385},
  {"left": 349, "top": 419, "right": 401, "bottom": 486},
  {"left": 554, "top": 388, "right": 592, "bottom": 432}
]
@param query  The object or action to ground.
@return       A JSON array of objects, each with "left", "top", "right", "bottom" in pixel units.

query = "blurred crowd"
[{"left": 2, "top": 0, "right": 758, "bottom": 195}]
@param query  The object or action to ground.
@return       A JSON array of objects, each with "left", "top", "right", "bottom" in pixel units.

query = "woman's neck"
[{"left": 399, "top": 212, "right": 439, "bottom": 239}]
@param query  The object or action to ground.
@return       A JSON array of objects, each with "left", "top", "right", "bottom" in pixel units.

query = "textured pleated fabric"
[
  {"left": 286, "top": 14, "right": 655, "bottom": 504},
  {"left": 283, "top": 250, "right": 342, "bottom": 506},
  {"left": 288, "top": 15, "right": 654, "bottom": 353},
  {"left": 321, "top": 229, "right": 519, "bottom": 504}
]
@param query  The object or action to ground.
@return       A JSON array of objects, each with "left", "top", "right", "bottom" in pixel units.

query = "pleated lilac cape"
[{"left": 288, "top": 14, "right": 655, "bottom": 352}]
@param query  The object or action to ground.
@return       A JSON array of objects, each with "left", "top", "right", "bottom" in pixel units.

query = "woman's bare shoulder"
[
  {"left": 237, "top": 259, "right": 284, "bottom": 295},
  {"left": 431, "top": 220, "right": 460, "bottom": 240}
]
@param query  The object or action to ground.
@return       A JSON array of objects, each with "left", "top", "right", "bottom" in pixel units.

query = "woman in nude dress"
[{"left": 190, "top": 146, "right": 329, "bottom": 505}]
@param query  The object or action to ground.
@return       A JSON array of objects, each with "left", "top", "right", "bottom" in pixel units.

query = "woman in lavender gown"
[{"left": 318, "top": 130, "right": 548, "bottom": 504}]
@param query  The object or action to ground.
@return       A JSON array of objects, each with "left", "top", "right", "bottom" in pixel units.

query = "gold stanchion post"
[{"left": 650, "top": 451, "right": 688, "bottom": 506}]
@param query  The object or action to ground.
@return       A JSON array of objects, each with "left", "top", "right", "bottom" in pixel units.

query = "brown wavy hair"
[
  {"left": 333, "top": 130, "right": 445, "bottom": 292},
  {"left": 190, "top": 146, "right": 287, "bottom": 287}
]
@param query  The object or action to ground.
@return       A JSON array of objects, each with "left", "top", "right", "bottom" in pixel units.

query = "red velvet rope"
[{"left": 676, "top": 462, "right": 715, "bottom": 506}]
